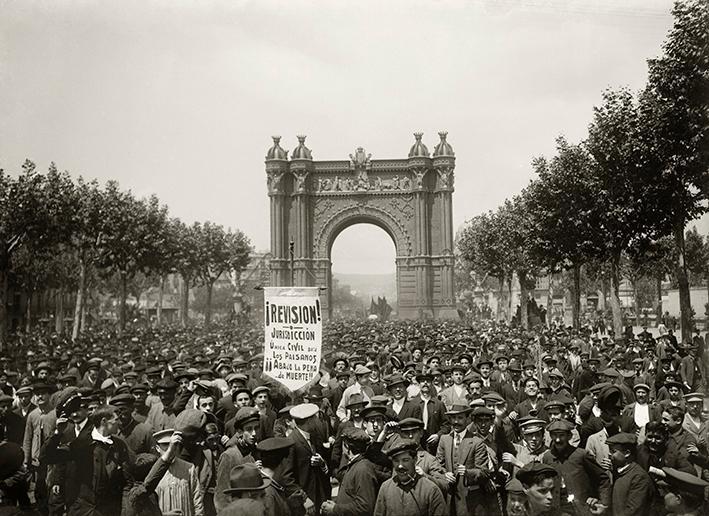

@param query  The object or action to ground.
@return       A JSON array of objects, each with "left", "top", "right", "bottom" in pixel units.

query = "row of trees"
[
  {"left": 457, "top": 0, "right": 709, "bottom": 341},
  {"left": 0, "top": 162, "right": 251, "bottom": 348}
]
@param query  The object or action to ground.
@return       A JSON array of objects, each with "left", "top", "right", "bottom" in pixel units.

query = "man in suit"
[
  {"left": 623, "top": 382, "right": 660, "bottom": 428},
  {"left": 287, "top": 403, "right": 331, "bottom": 514},
  {"left": 330, "top": 393, "right": 368, "bottom": 476},
  {"left": 215, "top": 406, "right": 259, "bottom": 512},
  {"left": 679, "top": 345, "right": 702, "bottom": 393},
  {"left": 435, "top": 404, "right": 489, "bottom": 516},
  {"left": 439, "top": 364, "right": 468, "bottom": 411},
  {"left": 499, "top": 364, "right": 524, "bottom": 408},
  {"left": 606, "top": 432, "right": 653, "bottom": 516},
  {"left": 411, "top": 372, "right": 449, "bottom": 453},
  {"left": 682, "top": 392, "right": 708, "bottom": 445},
  {"left": 12, "top": 386, "right": 36, "bottom": 421},
  {"left": 41, "top": 404, "right": 133, "bottom": 516},
  {"left": 384, "top": 374, "right": 422, "bottom": 422}
]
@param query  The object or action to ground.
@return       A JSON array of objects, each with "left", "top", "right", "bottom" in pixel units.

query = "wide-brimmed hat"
[
  {"left": 445, "top": 404, "right": 472, "bottom": 416},
  {"left": 223, "top": 464, "right": 271, "bottom": 494}
]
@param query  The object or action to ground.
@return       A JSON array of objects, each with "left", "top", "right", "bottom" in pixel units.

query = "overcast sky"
[{"left": 1, "top": 0, "right": 694, "bottom": 275}]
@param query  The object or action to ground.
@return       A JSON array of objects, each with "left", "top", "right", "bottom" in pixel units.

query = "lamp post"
[{"left": 289, "top": 240, "right": 295, "bottom": 287}]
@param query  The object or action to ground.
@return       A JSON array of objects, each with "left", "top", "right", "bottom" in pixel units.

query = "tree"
[
  {"left": 627, "top": 236, "right": 677, "bottom": 324},
  {"left": 173, "top": 221, "right": 201, "bottom": 327},
  {"left": 457, "top": 211, "right": 513, "bottom": 321},
  {"left": 526, "top": 137, "right": 604, "bottom": 329},
  {"left": 499, "top": 194, "right": 541, "bottom": 330},
  {"left": 639, "top": 0, "right": 709, "bottom": 341},
  {"left": 586, "top": 88, "right": 665, "bottom": 339},
  {"left": 192, "top": 222, "right": 251, "bottom": 325},
  {"left": 0, "top": 161, "right": 76, "bottom": 348},
  {"left": 96, "top": 183, "right": 169, "bottom": 334}
]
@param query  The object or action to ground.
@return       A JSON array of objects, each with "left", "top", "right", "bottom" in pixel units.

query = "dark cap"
[
  {"left": 547, "top": 419, "right": 575, "bottom": 433},
  {"left": 360, "top": 405, "right": 387, "bottom": 420},
  {"left": 234, "top": 407, "right": 260, "bottom": 428},
  {"left": 606, "top": 432, "right": 637, "bottom": 448},
  {"left": 398, "top": 418, "right": 424, "bottom": 431},
  {"left": 341, "top": 427, "right": 371, "bottom": 446},
  {"left": 155, "top": 378, "right": 178, "bottom": 391},
  {"left": 517, "top": 462, "right": 558, "bottom": 486},
  {"left": 662, "top": 466, "right": 709, "bottom": 497},
  {"left": 471, "top": 406, "right": 495, "bottom": 418},
  {"left": 256, "top": 437, "right": 293, "bottom": 454},
  {"left": 385, "top": 438, "right": 418, "bottom": 458},
  {"left": 109, "top": 393, "right": 135, "bottom": 407}
]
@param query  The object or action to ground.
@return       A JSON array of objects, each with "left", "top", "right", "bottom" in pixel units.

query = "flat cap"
[
  {"left": 386, "top": 374, "right": 407, "bottom": 388},
  {"left": 517, "top": 463, "right": 558, "bottom": 486},
  {"left": 289, "top": 403, "right": 319, "bottom": 420},
  {"left": 481, "top": 392, "right": 505, "bottom": 404},
  {"left": 130, "top": 383, "right": 149, "bottom": 393},
  {"left": 155, "top": 378, "right": 178, "bottom": 390},
  {"left": 385, "top": 438, "right": 418, "bottom": 458},
  {"left": 633, "top": 383, "right": 650, "bottom": 392},
  {"left": 471, "top": 406, "right": 494, "bottom": 418},
  {"left": 341, "top": 427, "right": 371, "bottom": 446},
  {"left": 684, "top": 392, "right": 705, "bottom": 403},
  {"left": 354, "top": 365, "right": 371, "bottom": 376},
  {"left": 109, "top": 393, "right": 135, "bottom": 406},
  {"left": 398, "top": 417, "right": 424, "bottom": 431},
  {"left": 547, "top": 419, "right": 575, "bottom": 433},
  {"left": 606, "top": 432, "right": 637, "bottom": 447}
]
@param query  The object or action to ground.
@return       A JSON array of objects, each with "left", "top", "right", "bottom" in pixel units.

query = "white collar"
[{"left": 91, "top": 427, "right": 113, "bottom": 445}]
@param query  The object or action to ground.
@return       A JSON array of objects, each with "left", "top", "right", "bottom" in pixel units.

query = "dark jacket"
[
  {"left": 332, "top": 455, "right": 381, "bottom": 516},
  {"left": 411, "top": 395, "right": 449, "bottom": 436},
  {"left": 0, "top": 411, "right": 25, "bottom": 445},
  {"left": 287, "top": 427, "right": 331, "bottom": 509},
  {"left": 611, "top": 462, "right": 653, "bottom": 516},
  {"left": 542, "top": 445, "right": 611, "bottom": 509},
  {"left": 385, "top": 399, "right": 422, "bottom": 422},
  {"left": 41, "top": 430, "right": 134, "bottom": 516}
]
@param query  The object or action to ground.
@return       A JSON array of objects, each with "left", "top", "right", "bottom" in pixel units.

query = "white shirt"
[
  {"left": 91, "top": 427, "right": 113, "bottom": 445},
  {"left": 391, "top": 398, "right": 405, "bottom": 415},
  {"left": 633, "top": 404, "right": 650, "bottom": 429}
]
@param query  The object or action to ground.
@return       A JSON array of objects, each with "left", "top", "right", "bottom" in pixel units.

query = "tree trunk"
[
  {"left": 519, "top": 271, "right": 529, "bottom": 330},
  {"left": 656, "top": 275, "right": 663, "bottom": 326},
  {"left": 0, "top": 264, "right": 8, "bottom": 351},
  {"left": 497, "top": 276, "right": 504, "bottom": 321},
  {"left": 55, "top": 287, "right": 64, "bottom": 335},
  {"left": 156, "top": 275, "right": 165, "bottom": 328},
  {"left": 72, "top": 259, "right": 86, "bottom": 341},
  {"left": 633, "top": 279, "right": 641, "bottom": 327},
  {"left": 547, "top": 273, "right": 553, "bottom": 327},
  {"left": 507, "top": 274, "right": 513, "bottom": 323},
  {"left": 572, "top": 263, "right": 581, "bottom": 330},
  {"left": 609, "top": 253, "right": 624, "bottom": 340},
  {"left": 23, "top": 291, "right": 31, "bottom": 333},
  {"left": 674, "top": 223, "right": 692, "bottom": 342},
  {"left": 80, "top": 290, "right": 88, "bottom": 333},
  {"left": 118, "top": 271, "right": 127, "bottom": 335},
  {"left": 181, "top": 275, "right": 189, "bottom": 327},
  {"left": 205, "top": 281, "right": 213, "bottom": 326}
]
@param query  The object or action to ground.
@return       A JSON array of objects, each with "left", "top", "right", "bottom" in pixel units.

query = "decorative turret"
[
  {"left": 291, "top": 135, "right": 313, "bottom": 161},
  {"left": 265, "top": 136, "right": 288, "bottom": 161},
  {"left": 408, "top": 132, "right": 429, "bottom": 158},
  {"left": 433, "top": 131, "right": 454, "bottom": 157}
]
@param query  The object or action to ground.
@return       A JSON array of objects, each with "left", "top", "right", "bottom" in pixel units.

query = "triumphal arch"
[{"left": 265, "top": 132, "right": 457, "bottom": 320}]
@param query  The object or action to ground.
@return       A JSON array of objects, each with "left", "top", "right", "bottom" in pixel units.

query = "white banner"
[{"left": 263, "top": 287, "right": 322, "bottom": 391}]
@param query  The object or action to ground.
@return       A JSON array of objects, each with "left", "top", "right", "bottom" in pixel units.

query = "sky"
[{"left": 1, "top": 0, "right": 693, "bottom": 275}]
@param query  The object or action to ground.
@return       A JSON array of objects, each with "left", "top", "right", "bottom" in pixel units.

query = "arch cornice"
[{"left": 313, "top": 203, "right": 413, "bottom": 259}]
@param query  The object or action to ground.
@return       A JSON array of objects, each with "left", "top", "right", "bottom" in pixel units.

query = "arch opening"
[{"left": 329, "top": 223, "right": 397, "bottom": 319}]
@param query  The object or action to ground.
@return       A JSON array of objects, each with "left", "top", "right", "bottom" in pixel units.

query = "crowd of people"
[{"left": 1, "top": 318, "right": 709, "bottom": 516}]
